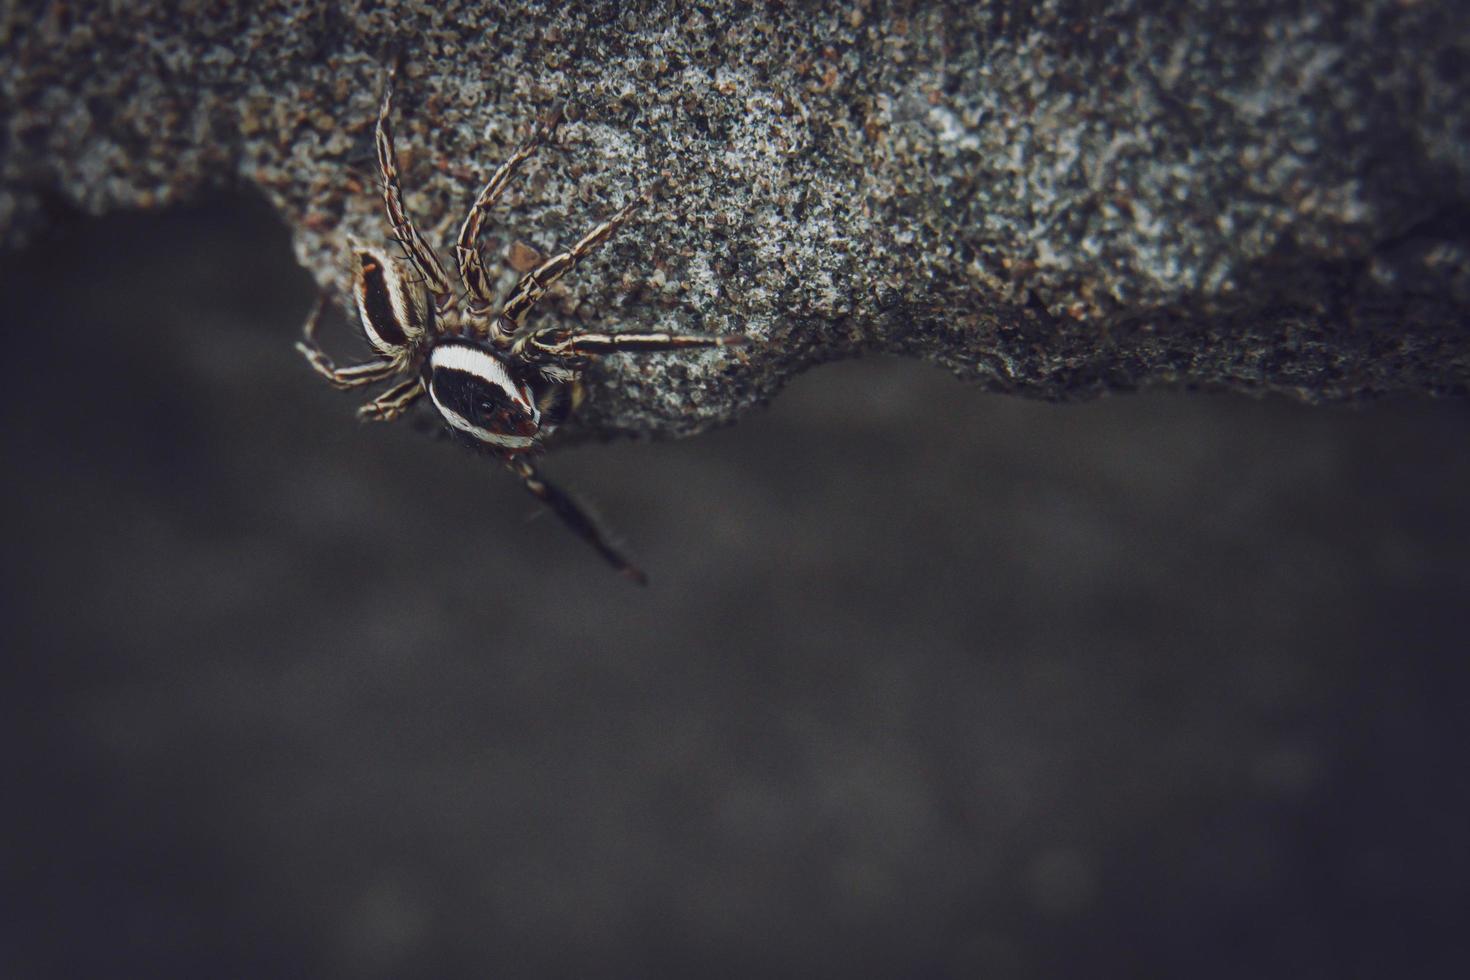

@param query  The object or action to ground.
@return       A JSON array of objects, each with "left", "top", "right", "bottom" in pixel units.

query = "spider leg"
[
  {"left": 357, "top": 377, "right": 425, "bottom": 422},
  {"left": 375, "top": 64, "right": 454, "bottom": 303},
  {"left": 455, "top": 105, "right": 565, "bottom": 322},
  {"left": 495, "top": 194, "right": 644, "bottom": 340},
  {"left": 295, "top": 293, "right": 401, "bottom": 389},
  {"left": 506, "top": 457, "right": 648, "bottom": 585},
  {"left": 515, "top": 327, "right": 750, "bottom": 361}
]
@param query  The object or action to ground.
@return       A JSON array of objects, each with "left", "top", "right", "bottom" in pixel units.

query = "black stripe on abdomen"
[{"left": 358, "top": 254, "right": 407, "bottom": 348}]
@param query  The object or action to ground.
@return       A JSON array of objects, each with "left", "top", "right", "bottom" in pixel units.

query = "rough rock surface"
[{"left": 3, "top": 0, "right": 1468, "bottom": 436}]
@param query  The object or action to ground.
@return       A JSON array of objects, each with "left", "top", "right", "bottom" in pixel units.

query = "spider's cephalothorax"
[{"left": 297, "top": 64, "right": 747, "bottom": 583}]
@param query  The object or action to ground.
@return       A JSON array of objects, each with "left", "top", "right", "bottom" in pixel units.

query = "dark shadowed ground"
[{"left": 2, "top": 196, "right": 1468, "bottom": 978}]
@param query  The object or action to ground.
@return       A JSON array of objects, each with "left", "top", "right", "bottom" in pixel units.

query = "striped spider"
[{"left": 298, "top": 65, "right": 747, "bottom": 583}]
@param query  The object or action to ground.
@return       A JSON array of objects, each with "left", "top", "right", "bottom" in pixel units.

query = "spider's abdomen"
[{"left": 424, "top": 340, "right": 542, "bottom": 451}]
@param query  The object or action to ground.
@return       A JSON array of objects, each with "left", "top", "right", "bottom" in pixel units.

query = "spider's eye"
[{"left": 353, "top": 247, "right": 432, "bottom": 357}]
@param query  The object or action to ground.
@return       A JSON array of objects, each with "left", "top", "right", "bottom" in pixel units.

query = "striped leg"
[
  {"left": 496, "top": 195, "right": 644, "bottom": 338},
  {"left": 358, "top": 377, "right": 424, "bottom": 422},
  {"left": 514, "top": 327, "right": 749, "bottom": 361},
  {"left": 296, "top": 294, "right": 400, "bottom": 389},
  {"left": 455, "top": 106, "right": 564, "bottom": 319},
  {"left": 506, "top": 457, "right": 648, "bottom": 585},
  {"left": 376, "top": 65, "right": 453, "bottom": 301}
]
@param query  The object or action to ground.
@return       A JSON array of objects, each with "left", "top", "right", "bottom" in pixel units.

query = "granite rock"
[{"left": 3, "top": 0, "right": 1468, "bottom": 437}]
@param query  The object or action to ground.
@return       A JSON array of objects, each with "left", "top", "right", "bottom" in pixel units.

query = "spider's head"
[
  {"left": 423, "top": 339, "right": 544, "bottom": 452},
  {"left": 351, "top": 245, "right": 433, "bottom": 363}
]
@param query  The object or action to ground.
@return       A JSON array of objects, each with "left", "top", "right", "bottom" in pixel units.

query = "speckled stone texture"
[{"left": 3, "top": 0, "right": 1468, "bottom": 435}]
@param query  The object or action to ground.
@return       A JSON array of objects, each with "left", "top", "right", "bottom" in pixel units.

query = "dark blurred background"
[{"left": 2, "top": 196, "right": 1468, "bottom": 977}]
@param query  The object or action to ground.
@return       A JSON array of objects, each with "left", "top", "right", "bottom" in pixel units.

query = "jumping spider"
[{"left": 298, "top": 65, "right": 747, "bottom": 583}]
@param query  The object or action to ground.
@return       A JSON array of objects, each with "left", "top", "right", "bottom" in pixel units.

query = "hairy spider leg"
[
  {"left": 455, "top": 105, "right": 565, "bottom": 323},
  {"left": 358, "top": 377, "right": 425, "bottom": 422},
  {"left": 376, "top": 65, "right": 454, "bottom": 303},
  {"left": 506, "top": 457, "right": 649, "bottom": 585},
  {"left": 495, "top": 194, "right": 645, "bottom": 340},
  {"left": 518, "top": 327, "right": 750, "bottom": 361},
  {"left": 296, "top": 292, "right": 401, "bottom": 389}
]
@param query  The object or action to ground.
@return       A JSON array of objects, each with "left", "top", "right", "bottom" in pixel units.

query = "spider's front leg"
[
  {"left": 455, "top": 105, "right": 565, "bottom": 323},
  {"left": 516, "top": 326, "right": 750, "bottom": 361},
  {"left": 496, "top": 194, "right": 646, "bottom": 338},
  {"left": 375, "top": 63, "right": 454, "bottom": 305},
  {"left": 495, "top": 188, "right": 754, "bottom": 360},
  {"left": 358, "top": 377, "right": 424, "bottom": 423},
  {"left": 295, "top": 293, "right": 401, "bottom": 389},
  {"left": 505, "top": 457, "right": 648, "bottom": 585}
]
